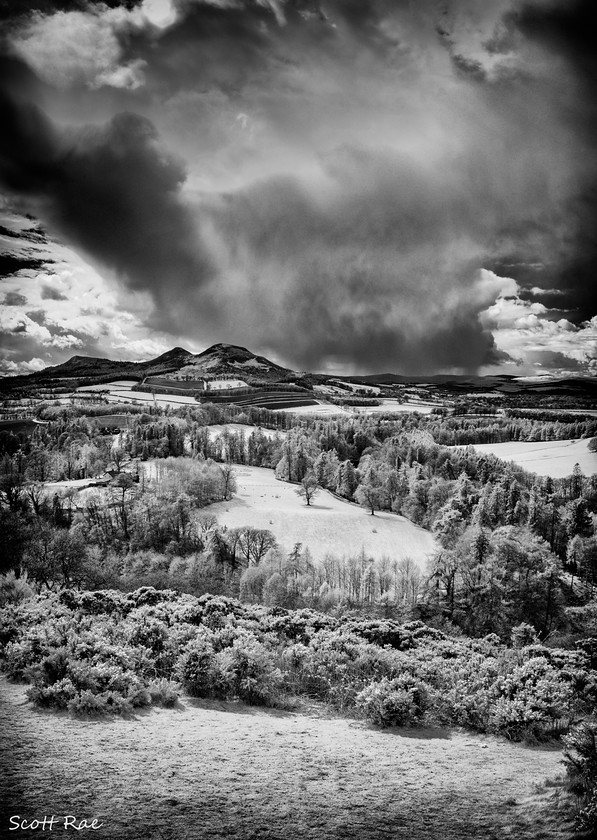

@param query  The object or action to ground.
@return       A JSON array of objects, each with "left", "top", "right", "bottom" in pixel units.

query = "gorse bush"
[
  {"left": 176, "top": 631, "right": 221, "bottom": 698},
  {"left": 0, "top": 588, "right": 594, "bottom": 734},
  {"left": 356, "top": 675, "right": 429, "bottom": 727},
  {"left": 215, "top": 632, "right": 283, "bottom": 706},
  {"left": 563, "top": 723, "right": 597, "bottom": 831}
]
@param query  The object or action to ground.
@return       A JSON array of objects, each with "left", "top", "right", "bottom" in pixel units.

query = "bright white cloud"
[
  {"left": 10, "top": 7, "right": 147, "bottom": 90},
  {"left": 0, "top": 209, "right": 178, "bottom": 372},
  {"left": 0, "top": 357, "right": 47, "bottom": 376},
  {"left": 480, "top": 272, "right": 597, "bottom": 374}
]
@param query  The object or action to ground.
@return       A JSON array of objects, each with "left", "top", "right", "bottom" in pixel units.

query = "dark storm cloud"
[
  {"left": 0, "top": 253, "right": 48, "bottom": 275},
  {"left": 200, "top": 151, "right": 509, "bottom": 372},
  {"left": 0, "top": 1, "right": 142, "bottom": 22},
  {"left": 0, "top": 53, "right": 216, "bottom": 322},
  {"left": 492, "top": 0, "right": 597, "bottom": 323},
  {"left": 2, "top": 0, "right": 597, "bottom": 373}
]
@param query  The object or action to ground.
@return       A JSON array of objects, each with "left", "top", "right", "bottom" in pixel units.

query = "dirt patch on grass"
[{"left": 0, "top": 677, "right": 574, "bottom": 840}]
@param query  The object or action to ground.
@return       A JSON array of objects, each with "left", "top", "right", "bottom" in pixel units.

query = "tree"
[
  {"left": 335, "top": 460, "right": 358, "bottom": 499},
  {"left": 235, "top": 527, "right": 277, "bottom": 565},
  {"left": 263, "top": 572, "right": 287, "bottom": 607},
  {"left": 218, "top": 463, "right": 237, "bottom": 501},
  {"left": 354, "top": 481, "right": 383, "bottom": 515},
  {"left": 296, "top": 472, "right": 320, "bottom": 506},
  {"left": 111, "top": 472, "right": 135, "bottom": 540}
]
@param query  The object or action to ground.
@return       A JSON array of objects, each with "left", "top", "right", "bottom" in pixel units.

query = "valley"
[
  {"left": 208, "top": 465, "right": 436, "bottom": 566},
  {"left": 1, "top": 342, "right": 597, "bottom": 839}
]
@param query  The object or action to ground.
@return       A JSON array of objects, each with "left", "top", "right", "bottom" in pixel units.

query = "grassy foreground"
[{"left": 0, "top": 675, "right": 574, "bottom": 840}]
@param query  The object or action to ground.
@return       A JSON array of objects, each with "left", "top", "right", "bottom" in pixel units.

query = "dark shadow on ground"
[
  {"left": 362, "top": 724, "right": 452, "bottom": 741},
  {"left": 183, "top": 696, "right": 295, "bottom": 718}
]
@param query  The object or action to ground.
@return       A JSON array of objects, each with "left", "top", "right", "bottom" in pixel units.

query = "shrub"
[
  {"left": 511, "top": 622, "right": 539, "bottom": 649},
  {"left": 215, "top": 632, "right": 283, "bottom": 706},
  {"left": 126, "top": 617, "right": 169, "bottom": 655},
  {"left": 0, "top": 590, "right": 592, "bottom": 730},
  {"left": 356, "top": 675, "right": 429, "bottom": 727},
  {"left": 344, "top": 620, "right": 415, "bottom": 650},
  {"left": 0, "top": 572, "right": 34, "bottom": 607},
  {"left": 27, "top": 677, "right": 78, "bottom": 709},
  {"left": 176, "top": 633, "right": 221, "bottom": 698},
  {"left": 147, "top": 678, "right": 179, "bottom": 707},
  {"left": 487, "top": 656, "right": 577, "bottom": 740},
  {"left": 563, "top": 723, "right": 597, "bottom": 831}
]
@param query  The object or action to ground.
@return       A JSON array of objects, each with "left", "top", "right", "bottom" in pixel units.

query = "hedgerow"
[{"left": 0, "top": 588, "right": 595, "bottom": 738}]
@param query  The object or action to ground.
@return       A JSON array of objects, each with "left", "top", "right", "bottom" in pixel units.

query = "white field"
[
  {"left": 205, "top": 379, "right": 247, "bottom": 391},
  {"left": 77, "top": 380, "right": 139, "bottom": 391},
  {"left": 358, "top": 399, "right": 440, "bottom": 415},
  {"left": 469, "top": 438, "right": 597, "bottom": 478},
  {"left": 274, "top": 399, "right": 440, "bottom": 416},
  {"left": 75, "top": 381, "right": 199, "bottom": 408},
  {"left": 44, "top": 477, "right": 111, "bottom": 491},
  {"left": 209, "top": 466, "right": 437, "bottom": 567},
  {"left": 273, "top": 402, "right": 351, "bottom": 416}
]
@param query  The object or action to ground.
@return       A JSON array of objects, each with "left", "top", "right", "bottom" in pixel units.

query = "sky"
[{"left": 0, "top": 0, "right": 596, "bottom": 378}]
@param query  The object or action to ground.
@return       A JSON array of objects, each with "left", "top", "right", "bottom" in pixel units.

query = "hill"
[
  {"left": 171, "top": 342, "right": 294, "bottom": 380},
  {"left": 207, "top": 465, "right": 437, "bottom": 565},
  {"left": 467, "top": 438, "right": 597, "bottom": 478},
  {"left": 2, "top": 342, "right": 597, "bottom": 412}
]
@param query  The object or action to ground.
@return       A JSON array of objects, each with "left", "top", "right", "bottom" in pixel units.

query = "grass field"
[
  {"left": 274, "top": 399, "right": 441, "bottom": 416},
  {"left": 76, "top": 383, "right": 200, "bottom": 408},
  {"left": 469, "top": 438, "right": 597, "bottom": 478},
  {"left": 209, "top": 466, "right": 437, "bottom": 566},
  {"left": 0, "top": 677, "right": 571, "bottom": 840}
]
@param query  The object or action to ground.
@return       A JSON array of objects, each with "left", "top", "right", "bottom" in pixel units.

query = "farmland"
[
  {"left": 469, "top": 438, "right": 597, "bottom": 478},
  {"left": 76, "top": 380, "right": 201, "bottom": 408},
  {"left": 208, "top": 465, "right": 437, "bottom": 566},
  {"left": 220, "top": 389, "right": 320, "bottom": 411}
]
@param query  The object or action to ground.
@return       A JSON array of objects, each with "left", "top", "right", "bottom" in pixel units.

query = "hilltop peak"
[{"left": 149, "top": 347, "right": 193, "bottom": 363}]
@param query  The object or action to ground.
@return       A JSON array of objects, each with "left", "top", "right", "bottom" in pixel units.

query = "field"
[
  {"left": 274, "top": 399, "right": 441, "bottom": 416},
  {"left": 0, "top": 677, "right": 571, "bottom": 840},
  {"left": 76, "top": 381, "right": 200, "bottom": 408},
  {"left": 0, "top": 418, "right": 46, "bottom": 435},
  {"left": 223, "top": 389, "right": 319, "bottom": 410},
  {"left": 72, "top": 382, "right": 444, "bottom": 416},
  {"left": 77, "top": 380, "right": 140, "bottom": 391},
  {"left": 469, "top": 438, "right": 597, "bottom": 478},
  {"left": 208, "top": 466, "right": 437, "bottom": 566}
]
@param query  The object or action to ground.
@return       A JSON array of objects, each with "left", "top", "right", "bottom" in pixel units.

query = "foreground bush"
[
  {"left": 563, "top": 723, "right": 597, "bottom": 832},
  {"left": 356, "top": 675, "right": 428, "bottom": 727},
  {"left": 0, "top": 588, "right": 594, "bottom": 736}
]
